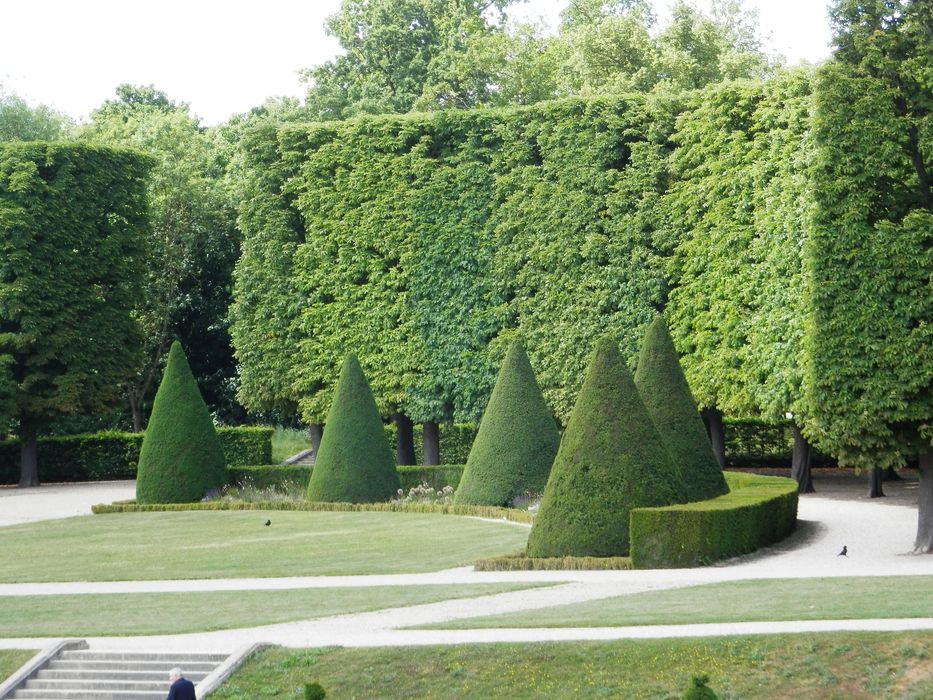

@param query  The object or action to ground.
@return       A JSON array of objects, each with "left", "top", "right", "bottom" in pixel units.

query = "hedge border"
[
  {"left": 474, "top": 554, "right": 632, "bottom": 571},
  {"left": 629, "top": 471, "right": 798, "bottom": 569},
  {"left": 91, "top": 498, "right": 533, "bottom": 524},
  {"left": 227, "top": 464, "right": 466, "bottom": 494}
]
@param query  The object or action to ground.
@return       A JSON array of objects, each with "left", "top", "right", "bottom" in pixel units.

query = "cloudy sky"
[{"left": 1, "top": 0, "right": 834, "bottom": 126}]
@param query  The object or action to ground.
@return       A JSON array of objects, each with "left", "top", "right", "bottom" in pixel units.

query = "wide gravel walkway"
[{"left": 0, "top": 475, "right": 930, "bottom": 653}]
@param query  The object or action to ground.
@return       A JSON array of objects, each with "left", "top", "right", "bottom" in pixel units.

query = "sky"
[{"left": 1, "top": 0, "right": 834, "bottom": 126}]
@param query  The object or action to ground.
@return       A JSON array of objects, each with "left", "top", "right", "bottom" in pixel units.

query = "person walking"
[{"left": 166, "top": 667, "right": 196, "bottom": 700}]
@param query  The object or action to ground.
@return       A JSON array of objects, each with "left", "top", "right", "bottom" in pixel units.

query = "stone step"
[
  {"left": 59, "top": 651, "right": 226, "bottom": 663},
  {"left": 36, "top": 670, "right": 208, "bottom": 682},
  {"left": 24, "top": 679, "right": 173, "bottom": 691},
  {"left": 47, "top": 660, "right": 217, "bottom": 673},
  {"left": 13, "top": 690, "right": 168, "bottom": 700}
]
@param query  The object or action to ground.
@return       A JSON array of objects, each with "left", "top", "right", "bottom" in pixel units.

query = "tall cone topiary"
[
  {"left": 527, "top": 337, "right": 688, "bottom": 558},
  {"left": 635, "top": 315, "right": 729, "bottom": 502},
  {"left": 136, "top": 341, "right": 227, "bottom": 504},
  {"left": 306, "top": 353, "right": 399, "bottom": 503},
  {"left": 455, "top": 340, "right": 560, "bottom": 506}
]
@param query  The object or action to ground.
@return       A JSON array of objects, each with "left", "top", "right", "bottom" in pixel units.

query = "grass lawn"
[
  {"left": 212, "top": 632, "right": 933, "bottom": 699},
  {"left": 419, "top": 576, "right": 933, "bottom": 629},
  {"left": 0, "top": 650, "right": 35, "bottom": 683},
  {"left": 271, "top": 428, "right": 312, "bottom": 464},
  {"left": 0, "top": 511, "right": 529, "bottom": 582},
  {"left": 0, "top": 584, "right": 544, "bottom": 638}
]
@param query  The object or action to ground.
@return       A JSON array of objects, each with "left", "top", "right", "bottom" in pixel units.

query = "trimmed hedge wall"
[
  {"left": 227, "top": 464, "right": 465, "bottom": 494},
  {"left": 629, "top": 472, "right": 798, "bottom": 569},
  {"left": 0, "top": 427, "right": 273, "bottom": 485}
]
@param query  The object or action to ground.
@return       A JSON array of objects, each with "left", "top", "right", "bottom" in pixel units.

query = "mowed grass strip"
[
  {"left": 0, "top": 650, "right": 36, "bottom": 682},
  {"left": 0, "top": 584, "right": 544, "bottom": 638},
  {"left": 419, "top": 576, "right": 933, "bottom": 629},
  {"left": 212, "top": 633, "right": 933, "bottom": 700},
  {"left": 0, "top": 511, "right": 529, "bottom": 582}
]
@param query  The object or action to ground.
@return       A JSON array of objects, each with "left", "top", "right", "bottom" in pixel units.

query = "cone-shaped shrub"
[
  {"left": 635, "top": 316, "right": 729, "bottom": 502},
  {"left": 527, "top": 337, "right": 688, "bottom": 558},
  {"left": 136, "top": 341, "right": 227, "bottom": 504},
  {"left": 306, "top": 353, "right": 399, "bottom": 503},
  {"left": 455, "top": 340, "right": 560, "bottom": 506}
]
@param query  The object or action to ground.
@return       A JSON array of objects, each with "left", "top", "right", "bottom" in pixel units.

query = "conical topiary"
[
  {"left": 306, "top": 353, "right": 400, "bottom": 503},
  {"left": 135, "top": 341, "right": 227, "bottom": 504},
  {"left": 634, "top": 315, "right": 729, "bottom": 502},
  {"left": 455, "top": 340, "right": 560, "bottom": 506},
  {"left": 683, "top": 674, "right": 719, "bottom": 699},
  {"left": 526, "top": 337, "right": 688, "bottom": 558}
]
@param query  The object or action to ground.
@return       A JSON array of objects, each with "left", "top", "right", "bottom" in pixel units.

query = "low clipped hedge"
[
  {"left": 91, "top": 498, "right": 533, "bottom": 524},
  {"left": 629, "top": 471, "right": 798, "bottom": 569},
  {"left": 226, "top": 464, "right": 465, "bottom": 493},
  {"left": 0, "top": 427, "right": 274, "bottom": 485},
  {"left": 475, "top": 554, "right": 631, "bottom": 571}
]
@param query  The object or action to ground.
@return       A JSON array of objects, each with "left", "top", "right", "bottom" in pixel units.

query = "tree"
[
  {"left": 526, "top": 338, "right": 687, "bottom": 557},
  {"left": 807, "top": 0, "right": 932, "bottom": 550},
  {"left": 79, "top": 85, "right": 241, "bottom": 428},
  {"left": 0, "top": 85, "right": 70, "bottom": 142},
  {"left": 302, "top": 0, "right": 515, "bottom": 119},
  {"left": 0, "top": 142, "right": 149, "bottom": 486},
  {"left": 455, "top": 340, "right": 559, "bottom": 506},
  {"left": 135, "top": 341, "right": 227, "bottom": 504},
  {"left": 634, "top": 315, "right": 728, "bottom": 501},
  {"left": 307, "top": 353, "right": 400, "bottom": 503}
]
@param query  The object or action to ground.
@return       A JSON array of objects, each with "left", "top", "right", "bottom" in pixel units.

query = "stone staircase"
[{"left": 7, "top": 649, "right": 228, "bottom": 700}]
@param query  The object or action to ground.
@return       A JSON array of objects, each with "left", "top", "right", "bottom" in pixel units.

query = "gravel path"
[{"left": 0, "top": 476, "right": 930, "bottom": 653}]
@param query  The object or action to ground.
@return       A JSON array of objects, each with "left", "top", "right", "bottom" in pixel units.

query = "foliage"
[
  {"left": 225, "top": 463, "right": 466, "bottom": 495},
  {"left": 455, "top": 340, "right": 559, "bottom": 506},
  {"left": 801, "top": 0, "right": 932, "bottom": 469},
  {"left": 394, "top": 481, "right": 455, "bottom": 505},
  {"left": 0, "top": 141, "right": 150, "bottom": 482},
  {"left": 629, "top": 472, "right": 798, "bottom": 569},
  {"left": 634, "top": 315, "right": 728, "bottom": 501},
  {"left": 302, "top": 0, "right": 514, "bottom": 118},
  {"left": 306, "top": 354, "right": 400, "bottom": 503},
  {"left": 304, "top": 682, "right": 326, "bottom": 700},
  {"left": 79, "top": 85, "right": 241, "bottom": 427},
  {"left": 0, "top": 85, "right": 71, "bottom": 141},
  {"left": 235, "top": 95, "right": 678, "bottom": 428},
  {"left": 527, "top": 338, "right": 688, "bottom": 558},
  {"left": 683, "top": 674, "right": 719, "bottom": 700},
  {"left": 135, "top": 341, "right": 227, "bottom": 504}
]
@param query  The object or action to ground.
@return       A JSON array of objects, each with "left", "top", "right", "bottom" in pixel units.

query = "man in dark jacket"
[{"left": 166, "top": 667, "right": 196, "bottom": 700}]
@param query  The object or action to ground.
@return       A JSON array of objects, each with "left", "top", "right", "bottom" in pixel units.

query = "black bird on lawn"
[
  {"left": 838, "top": 545, "right": 847, "bottom": 556},
  {"left": 264, "top": 519, "right": 271, "bottom": 527}
]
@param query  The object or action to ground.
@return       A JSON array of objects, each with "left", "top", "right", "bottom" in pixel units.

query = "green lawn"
[
  {"left": 213, "top": 633, "right": 933, "bottom": 699},
  {"left": 0, "top": 650, "right": 35, "bottom": 683},
  {"left": 0, "top": 511, "right": 529, "bottom": 582},
  {"left": 0, "top": 584, "right": 543, "bottom": 638},
  {"left": 271, "top": 427, "right": 312, "bottom": 464},
  {"left": 419, "top": 576, "right": 933, "bottom": 629}
]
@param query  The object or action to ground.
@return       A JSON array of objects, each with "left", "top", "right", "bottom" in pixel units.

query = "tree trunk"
[
  {"left": 791, "top": 424, "right": 815, "bottom": 494},
  {"left": 422, "top": 421, "right": 440, "bottom": 466},
  {"left": 129, "top": 394, "right": 144, "bottom": 433},
  {"left": 702, "top": 408, "right": 726, "bottom": 468},
  {"left": 18, "top": 420, "right": 39, "bottom": 488},
  {"left": 308, "top": 424, "right": 323, "bottom": 463},
  {"left": 392, "top": 413, "right": 416, "bottom": 466},
  {"left": 914, "top": 448, "right": 933, "bottom": 554},
  {"left": 868, "top": 466, "right": 885, "bottom": 498}
]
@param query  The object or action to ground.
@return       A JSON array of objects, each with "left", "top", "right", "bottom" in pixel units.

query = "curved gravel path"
[{"left": 0, "top": 478, "right": 930, "bottom": 653}]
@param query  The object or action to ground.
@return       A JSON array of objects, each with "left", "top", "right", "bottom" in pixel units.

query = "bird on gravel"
[
  {"left": 264, "top": 519, "right": 271, "bottom": 526},
  {"left": 838, "top": 545, "right": 847, "bottom": 556}
]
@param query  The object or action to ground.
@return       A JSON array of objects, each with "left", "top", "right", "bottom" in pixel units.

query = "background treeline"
[{"left": 233, "top": 55, "right": 930, "bottom": 474}]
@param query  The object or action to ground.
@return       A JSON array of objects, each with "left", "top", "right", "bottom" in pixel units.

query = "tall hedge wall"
[{"left": 233, "top": 96, "right": 679, "bottom": 428}]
